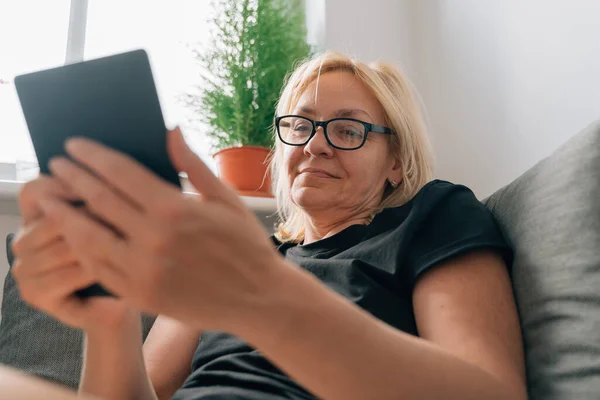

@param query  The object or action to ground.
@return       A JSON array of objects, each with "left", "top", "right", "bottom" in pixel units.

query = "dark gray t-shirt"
[{"left": 172, "top": 180, "right": 512, "bottom": 400}]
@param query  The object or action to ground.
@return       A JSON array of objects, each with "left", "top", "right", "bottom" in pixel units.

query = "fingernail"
[
  {"left": 48, "top": 157, "right": 69, "bottom": 173},
  {"left": 65, "top": 137, "right": 89, "bottom": 153}
]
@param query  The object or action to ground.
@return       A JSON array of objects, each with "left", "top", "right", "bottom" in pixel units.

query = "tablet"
[
  {"left": 14, "top": 49, "right": 180, "bottom": 187},
  {"left": 15, "top": 49, "right": 181, "bottom": 297}
]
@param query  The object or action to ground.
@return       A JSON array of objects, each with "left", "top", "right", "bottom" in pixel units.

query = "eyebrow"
[{"left": 296, "top": 106, "right": 374, "bottom": 120}]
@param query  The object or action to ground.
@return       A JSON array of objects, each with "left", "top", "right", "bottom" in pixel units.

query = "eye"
[
  {"left": 343, "top": 127, "right": 362, "bottom": 137},
  {"left": 334, "top": 124, "right": 362, "bottom": 137},
  {"left": 293, "top": 123, "right": 311, "bottom": 132}
]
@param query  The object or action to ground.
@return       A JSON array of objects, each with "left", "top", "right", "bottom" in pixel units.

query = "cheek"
[
  {"left": 283, "top": 147, "right": 300, "bottom": 177},
  {"left": 286, "top": 143, "right": 305, "bottom": 160},
  {"left": 340, "top": 156, "right": 385, "bottom": 192},
  {"left": 339, "top": 155, "right": 368, "bottom": 182}
]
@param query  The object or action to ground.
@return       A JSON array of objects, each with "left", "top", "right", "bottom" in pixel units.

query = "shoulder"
[
  {"left": 411, "top": 179, "right": 479, "bottom": 209},
  {"left": 385, "top": 180, "right": 512, "bottom": 286},
  {"left": 406, "top": 179, "right": 503, "bottom": 241},
  {"left": 382, "top": 179, "right": 483, "bottom": 225}
]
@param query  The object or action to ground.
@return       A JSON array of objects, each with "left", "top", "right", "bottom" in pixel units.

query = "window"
[
  {"left": 84, "top": 0, "right": 214, "bottom": 168},
  {"left": 0, "top": 1, "right": 71, "bottom": 164},
  {"left": 0, "top": 0, "right": 214, "bottom": 174}
]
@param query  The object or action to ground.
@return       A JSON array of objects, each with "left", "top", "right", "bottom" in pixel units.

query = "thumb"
[{"left": 167, "top": 127, "right": 238, "bottom": 205}]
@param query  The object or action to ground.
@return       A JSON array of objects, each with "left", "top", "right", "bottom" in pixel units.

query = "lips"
[{"left": 298, "top": 168, "right": 338, "bottom": 178}]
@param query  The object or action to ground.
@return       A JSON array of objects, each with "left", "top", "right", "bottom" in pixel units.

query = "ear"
[{"left": 387, "top": 157, "right": 403, "bottom": 184}]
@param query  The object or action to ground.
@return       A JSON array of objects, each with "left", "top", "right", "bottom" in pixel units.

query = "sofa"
[
  {"left": 1, "top": 119, "right": 599, "bottom": 399},
  {"left": 0, "top": 242, "right": 156, "bottom": 388}
]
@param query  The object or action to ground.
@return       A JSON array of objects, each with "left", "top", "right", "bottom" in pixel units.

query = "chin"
[{"left": 291, "top": 186, "right": 329, "bottom": 209}]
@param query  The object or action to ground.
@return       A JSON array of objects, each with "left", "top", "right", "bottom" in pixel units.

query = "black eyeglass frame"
[{"left": 274, "top": 115, "right": 394, "bottom": 150}]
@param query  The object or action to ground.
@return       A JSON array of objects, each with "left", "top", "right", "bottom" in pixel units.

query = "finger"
[
  {"left": 39, "top": 197, "right": 131, "bottom": 272},
  {"left": 26, "top": 264, "right": 97, "bottom": 329},
  {"left": 167, "top": 127, "right": 241, "bottom": 207},
  {"left": 12, "top": 240, "right": 78, "bottom": 279},
  {"left": 18, "top": 175, "right": 81, "bottom": 224},
  {"left": 55, "top": 297, "right": 90, "bottom": 328},
  {"left": 18, "top": 263, "right": 95, "bottom": 311},
  {"left": 37, "top": 263, "right": 96, "bottom": 299},
  {"left": 48, "top": 157, "right": 151, "bottom": 238},
  {"left": 60, "top": 295, "right": 131, "bottom": 330},
  {"left": 39, "top": 198, "right": 139, "bottom": 298},
  {"left": 78, "top": 254, "right": 131, "bottom": 298},
  {"left": 63, "top": 136, "right": 181, "bottom": 211},
  {"left": 11, "top": 218, "right": 61, "bottom": 258}
]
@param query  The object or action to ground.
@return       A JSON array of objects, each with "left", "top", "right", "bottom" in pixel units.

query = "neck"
[{"left": 302, "top": 212, "right": 373, "bottom": 245}]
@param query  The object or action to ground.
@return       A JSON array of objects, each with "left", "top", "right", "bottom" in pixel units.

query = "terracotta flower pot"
[{"left": 213, "top": 145, "right": 273, "bottom": 197}]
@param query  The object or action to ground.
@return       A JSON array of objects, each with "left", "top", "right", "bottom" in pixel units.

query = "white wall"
[
  {"left": 315, "top": 0, "right": 600, "bottom": 198},
  {"left": 320, "top": 0, "right": 415, "bottom": 78},
  {"left": 410, "top": 0, "right": 600, "bottom": 197}
]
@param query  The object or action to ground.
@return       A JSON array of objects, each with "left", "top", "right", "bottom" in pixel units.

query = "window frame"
[
  {"left": 65, "top": 0, "right": 89, "bottom": 64},
  {"left": 0, "top": 1, "right": 88, "bottom": 180}
]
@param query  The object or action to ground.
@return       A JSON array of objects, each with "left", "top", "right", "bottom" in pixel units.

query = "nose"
[{"left": 303, "top": 126, "right": 334, "bottom": 158}]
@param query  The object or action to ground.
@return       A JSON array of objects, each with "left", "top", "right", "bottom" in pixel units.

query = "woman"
[{"left": 7, "top": 52, "right": 526, "bottom": 399}]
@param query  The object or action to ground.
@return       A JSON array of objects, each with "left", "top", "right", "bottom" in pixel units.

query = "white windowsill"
[{"left": 0, "top": 179, "right": 277, "bottom": 214}]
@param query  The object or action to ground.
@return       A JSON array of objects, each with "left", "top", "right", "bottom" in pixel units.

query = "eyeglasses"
[{"left": 275, "top": 115, "right": 394, "bottom": 150}]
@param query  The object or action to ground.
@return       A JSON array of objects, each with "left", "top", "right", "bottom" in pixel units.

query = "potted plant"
[{"left": 184, "top": 0, "right": 311, "bottom": 197}]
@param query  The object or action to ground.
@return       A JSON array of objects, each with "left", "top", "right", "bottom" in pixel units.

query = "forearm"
[
  {"left": 241, "top": 262, "right": 523, "bottom": 400},
  {"left": 80, "top": 311, "right": 157, "bottom": 400}
]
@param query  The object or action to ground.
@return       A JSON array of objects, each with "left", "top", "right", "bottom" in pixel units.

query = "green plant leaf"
[{"left": 181, "top": 0, "right": 312, "bottom": 152}]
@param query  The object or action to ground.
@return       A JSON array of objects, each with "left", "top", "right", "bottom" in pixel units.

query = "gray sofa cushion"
[
  {"left": 484, "top": 120, "right": 600, "bottom": 399},
  {"left": 0, "top": 242, "right": 156, "bottom": 388}
]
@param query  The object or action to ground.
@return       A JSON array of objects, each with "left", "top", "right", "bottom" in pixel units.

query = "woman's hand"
[
  {"left": 12, "top": 176, "right": 136, "bottom": 331},
  {"left": 39, "top": 128, "right": 287, "bottom": 334}
]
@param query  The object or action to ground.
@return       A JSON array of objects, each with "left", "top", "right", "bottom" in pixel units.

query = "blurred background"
[{"left": 1, "top": 0, "right": 600, "bottom": 197}]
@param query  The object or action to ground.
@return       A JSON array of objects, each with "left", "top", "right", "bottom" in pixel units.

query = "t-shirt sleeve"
[{"left": 404, "top": 182, "right": 513, "bottom": 287}]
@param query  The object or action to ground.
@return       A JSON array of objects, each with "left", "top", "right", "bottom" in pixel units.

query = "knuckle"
[
  {"left": 86, "top": 186, "right": 111, "bottom": 209},
  {"left": 104, "top": 160, "right": 122, "bottom": 177},
  {"left": 75, "top": 227, "right": 95, "bottom": 248},
  {"left": 17, "top": 181, "right": 37, "bottom": 208},
  {"left": 18, "top": 176, "right": 53, "bottom": 205},
  {"left": 141, "top": 267, "right": 164, "bottom": 303},
  {"left": 156, "top": 200, "right": 183, "bottom": 222},
  {"left": 63, "top": 264, "right": 84, "bottom": 285},
  {"left": 17, "top": 284, "right": 38, "bottom": 305},
  {"left": 18, "top": 177, "right": 67, "bottom": 219},
  {"left": 147, "top": 232, "right": 171, "bottom": 256},
  {"left": 50, "top": 241, "right": 70, "bottom": 262},
  {"left": 62, "top": 245, "right": 77, "bottom": 265},
  {"left": 138, "top": 281, "right": 158, "bottom": 307},
  {"left": 11, "top": 259, "right": 25, "bottom": 280},
  {"left": 43, "top": 217, "right": 61, "bottom": 237}
]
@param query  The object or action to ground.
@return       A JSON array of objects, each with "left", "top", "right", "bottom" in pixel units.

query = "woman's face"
[{"left": 283, "top": 71, "right": 401, "bottom": 220}]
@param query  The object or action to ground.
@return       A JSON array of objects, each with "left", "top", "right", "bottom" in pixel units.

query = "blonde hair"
[{"left": 270, "top": 51, "right": 434, "bottom": 243}]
